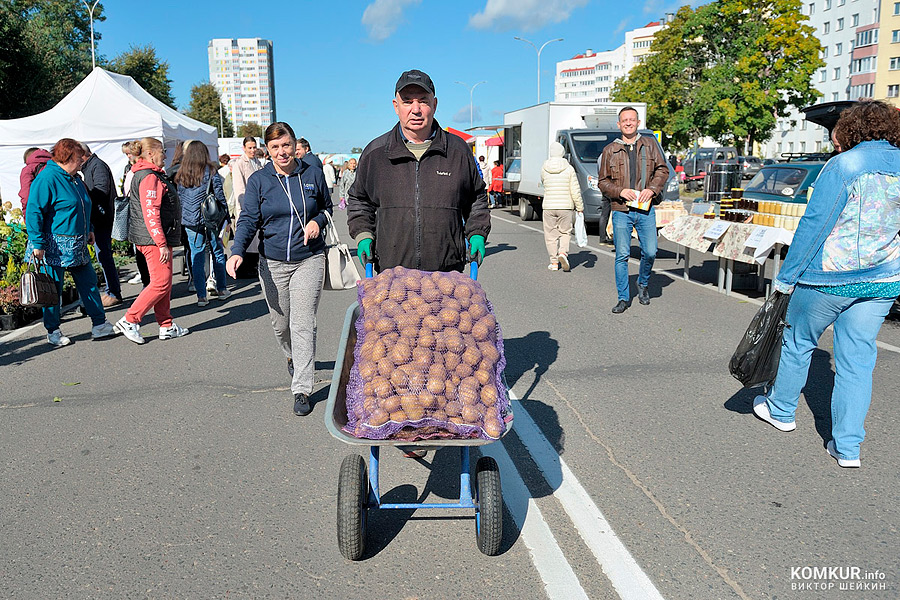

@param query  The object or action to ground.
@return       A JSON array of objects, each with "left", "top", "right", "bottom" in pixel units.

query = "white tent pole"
[{"left": 81, "top": 0, "right": 101, "bottom": 69}]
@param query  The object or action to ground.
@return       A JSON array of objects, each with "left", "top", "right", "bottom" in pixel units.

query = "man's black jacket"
[
  {"left": 81, "top": 153, "right": 117, "bottom": 229},
  {"left": 347, "top": 120, "right": 490, "bottom": 272}
]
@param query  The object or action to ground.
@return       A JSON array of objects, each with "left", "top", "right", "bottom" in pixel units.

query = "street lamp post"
[
  {"left": 513, "top": 36, "right": 564, "bottom": 104},
  {"left": 81, "top": 0, "right": 101, "bottom": 69},
  {"left": 455, "top": 80, "right": 487, "bottom": 129}
]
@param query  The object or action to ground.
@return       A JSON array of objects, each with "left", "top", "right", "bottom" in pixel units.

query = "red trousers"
[{"left": 125, "top": 245, "right": 173, "bottom": 327}]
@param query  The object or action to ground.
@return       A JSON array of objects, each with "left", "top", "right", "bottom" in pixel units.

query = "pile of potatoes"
[{"left": 348, "top": 266, "right": 506, "bottom": 440}]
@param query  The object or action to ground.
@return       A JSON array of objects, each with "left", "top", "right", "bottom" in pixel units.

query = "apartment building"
[
  {"left": 874, "top": 0, "right": 900, "bottom": 105},
  {"left": 208, "top": 38, "right": 276, "bottom": 131},
  {"left": 554, "top": 21, "right": 665, "bottom": 103},
  {"left": 763, "top": 0, "right": 880, "bottom": 157}
]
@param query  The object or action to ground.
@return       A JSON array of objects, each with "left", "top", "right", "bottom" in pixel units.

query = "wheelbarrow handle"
[{"left": 363, "top": 261, "right": 476, "bottom": 280}]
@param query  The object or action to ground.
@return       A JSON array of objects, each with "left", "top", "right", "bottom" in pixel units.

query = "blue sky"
[{"left": 95, "top": 0, "right": 688, "bottom": 152}]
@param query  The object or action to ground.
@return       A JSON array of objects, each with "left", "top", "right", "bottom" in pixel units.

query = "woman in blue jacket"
[
  {"left": 25, "top": 138, "right": 116, "bottom": 347},
  {"left": 226, "top": 122, "right": 332, "bottom": 417},
  {"left": 175, "top": 140, "right": 230, "bottom": 306},
  {"left": 752, "top": 101, "right": 900, "bottom": 468}
]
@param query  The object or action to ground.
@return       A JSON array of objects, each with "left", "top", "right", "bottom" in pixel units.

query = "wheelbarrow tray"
[{"left": 324, "top": 302, "right": 512, "bottom": 447}]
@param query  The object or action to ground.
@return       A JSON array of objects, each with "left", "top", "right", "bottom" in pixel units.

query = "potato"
[
  {"left": 454, "top": 362, "right": 473, "bottom": 379},
  {"left": 431, "top": 409, "right": 447, "bottom": 421},
  {"left": 437, "top": 276, "right": 456, "bottom": 295},
  {"left": 412, "top": 347, "right": 432, "bottom": 366},
  {"left": 444, "top": 331, "right": 465, "bottom": 353},
  {"left": 438, "top": 308, "right": 460, "bottom": 328},
  {"left": 468, "top": 302, "right": 487, "bottom": 320},
  {"left": 444, "top": 298, "right": 462, "bottom": 313},
  {"left": 371, "top": 288, "right": 389, "bottom": 303},
  {"left": 363, "top": 397, "right": 379, "bottom": 413},
  {"left": 400, "top": 394, "right": 419, "bottom": 414},
  {"left": 389, "top": 409, "right": 408, "bottom": 422},
  {"left": 383, "top": 332, "right": 399, "bottom": 346},
  {"left": 363, "top": 381, "right": 376, "bottom": 397},
  {"left": 406, "top": 404, "right": 425, "bottom": 421},
  {"left": 427, "top": 363, "right": 446, "bottom": 381},
  {"left": 375, "top": 317, "right": 394, "bottom": 335},
  {"left": 462, "top": 345, "right": 481, "bottom": 367},
  {"left": 381, "top": 395, "right": 401, "bottom": 412},
  {"left": 364, "top": 319, "right": 376, "bottom": 332},
  {"left": 408, "top": 369, "right": 427, "bottom": 393},
  {"left": 444, "top": 352, "right": 461, "bottom": 370},
  {"left": 368, "top": 408, "right": 390, "bottom": 427},
  {"left": 426, "top": 378, "right": 445, "bottom": 395},
  {"left": 373, "top": 376, "right": 392, "bottom": 398},
  {"left": 483, "top": 417, "right": 504, "bottom": 438},
  {"left": 471, "top": 321, "right": 490, "bottom": 341},
  {"left": 458, "top": 312, "right": 473, "bottom": 334},
  {"left": 377, "top": 358, "right": 394, "bottom": 378},
  {"left": 399, "top": 326, "right": 418, "bottom": 340},
  {"left": 419, "top": 390, "right": 438, "bottom": 409},
  {"left": 389, "top": 341, "right": 412, "bottom": 365},
  {"left": 422, "top": 314, "right": 442, "bottom": 331},
  {"left": 444, "top": 400, "right": 463, "bottom": 417},
  {"left": 480, "top": 384, "right": 499, "bottom": 406},
  {"left": 390, "top": 369, "right": 409, "bottom": 392},
  {"left": 389, "top": 285, "right": 406, "bottom": 303},
  {"left": 461, "top": 404, "right": 481, "bottom": 424},
  {"left": 453, "top": 283, "right": 472, "bottom": 302},
  {"left": 478, "top": 341, "right": 499, "bottom": 364},
  {"left": 394, "top": 311, "right": 421, "bottom": 330},
  {"left": 403, "top": 275, "right": 421, "bottom": 291},
  {"left": 474, "top": 367, "right": 492, "bottom": 386},
  {"left": 358, "top": 359, "right": 377, "bottom": 380},
  {"left": 420, "top": 284, "right": 442, "bottom": 302}
]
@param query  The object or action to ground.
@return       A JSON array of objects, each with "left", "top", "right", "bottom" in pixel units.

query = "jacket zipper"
[
  {"left": 414, "top": 161, "right": 421, "bottom": 269},
  {"left": 286, "top": 174, "right": 294, "bottom": 262}
]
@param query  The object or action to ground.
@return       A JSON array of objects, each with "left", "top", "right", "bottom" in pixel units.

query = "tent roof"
[{"left": 446, "top": 127, "right": 475, "bottom": 144}]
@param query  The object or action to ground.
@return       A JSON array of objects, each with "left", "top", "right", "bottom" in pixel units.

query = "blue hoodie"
[
  {"left": 232, "top": 159, "right": 333, "bottom": 262},
  {"left": 25, "top": 160, "right": 93, "bottom": 267}
]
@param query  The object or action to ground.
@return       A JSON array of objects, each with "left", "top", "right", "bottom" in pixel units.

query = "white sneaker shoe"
[
  {"left": 197, "top": 298, "right": 209, "bottom": 307},
  {"left": 558, "top": 253, "right": 570, "bottom": 272},
  {"left": 159, "top": 322, "right": 189, "bottom": 340},
  {"left": 216, "top": 289, "right": 231, "bottom": 300},
  {"left": 47, "top": 330, "right": 71, "bottom": 347},
  {"left": 206, "top": 278, "right": 217, "bottom": 293},
  {"left": 752, "top": 396, "right": 796, "bottom": 432},
  {"left": 91, "top": 321, "right": 117, "bottom": 339},
  {"left": 127, "top": 272, "right": 143, "bottom": 284},
  {"left": 114, "top": 317, "right": 145, "bottom": 344},
  {"left": 826, "top": 440, "right": 860, "bottom": 468}
]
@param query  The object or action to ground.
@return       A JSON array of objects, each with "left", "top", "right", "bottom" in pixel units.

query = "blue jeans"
[
  {"left": 43, "top": 262, "right": 106, "bottom": 332},
  {"left": 756, "top": 285, "right": 894, "bottom": 460},
  {"left": 612, "top": 208, "right": 657, "bottom": 302},
  {"left": 185, "top": 227, "right": 228, "bottom": 299}
]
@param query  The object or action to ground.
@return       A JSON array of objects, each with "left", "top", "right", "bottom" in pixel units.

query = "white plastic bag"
[{"left": 574, "top": 212, "right": 588, "bottom": 248}]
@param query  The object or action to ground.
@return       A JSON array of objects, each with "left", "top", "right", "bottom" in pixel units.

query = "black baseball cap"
[{"left": 395, "top": 69, "right": 435, "bottom": 96}]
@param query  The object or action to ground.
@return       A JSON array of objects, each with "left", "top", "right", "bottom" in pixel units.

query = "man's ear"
[{"left": 433, "top": 96, "right": 438, "bottom": 112}]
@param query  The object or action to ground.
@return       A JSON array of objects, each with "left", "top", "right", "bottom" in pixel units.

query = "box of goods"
[{"left": 343, "top": 266, "right": 510, "bottom": 442}]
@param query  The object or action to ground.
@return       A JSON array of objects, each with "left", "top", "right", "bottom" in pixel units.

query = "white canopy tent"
[{"left": 0, "top": 67, "right": 218, "bottom": 207}]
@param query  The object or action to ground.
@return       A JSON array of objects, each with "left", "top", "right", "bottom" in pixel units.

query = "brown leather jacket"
[{"left": 597, "top": 135, "right": 669, "bottom": 212}]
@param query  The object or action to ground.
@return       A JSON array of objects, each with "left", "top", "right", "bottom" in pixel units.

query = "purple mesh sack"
[{"left": 343, "top": 266, "right": 510, "bottom": 441}]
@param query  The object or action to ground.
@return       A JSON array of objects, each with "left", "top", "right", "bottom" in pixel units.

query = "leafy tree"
[
  {"left": 351, "top": 147, "right": 363, "bottom": 153},
  {"left": 107, "top": 44, "right": 175, "bottom": 108},
  {"left": 186, "top": 82, "right": 233, "bottom": 136},
  {"left": 0, "top": 0, "right": 102, "bottom": 119},
  {"left": 238, "top": 122, "right": 263, "bottom": 138},
  {"left": 613, "top": 0, "right": 823, "bottom": 152}
]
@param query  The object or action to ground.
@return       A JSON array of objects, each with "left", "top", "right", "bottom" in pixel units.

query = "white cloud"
[
  {"left": 613, "top": 18, "right": 630, "bottom": 36},
  {"left": 469, "top": 0, "right": 589, "bottom": 31},
  {"left": 362, "top": 0, "right": 422, "bottom": 42},
  {"left": 453, "top": 105, "right": 483, "bottom": 124}
]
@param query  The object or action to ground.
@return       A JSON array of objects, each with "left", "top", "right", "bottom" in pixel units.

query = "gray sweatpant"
[{"left": 258, "top": 254, "right": 325, "bottom": 395}]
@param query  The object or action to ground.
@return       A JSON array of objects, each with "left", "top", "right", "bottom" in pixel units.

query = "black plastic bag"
[{"left": 729, "top": 291, "right": 791, "bottom": 388}]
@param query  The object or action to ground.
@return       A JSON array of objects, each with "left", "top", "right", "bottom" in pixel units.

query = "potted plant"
[{"left": 0, "top": 284, "right": 21, "bottom": 330}]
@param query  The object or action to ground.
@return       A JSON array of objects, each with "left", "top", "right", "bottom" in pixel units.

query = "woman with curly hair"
[{"left": 752, "top": 100, "right": 900, "bottom": 468}]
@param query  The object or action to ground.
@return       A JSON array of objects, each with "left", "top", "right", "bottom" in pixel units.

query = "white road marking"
[
  {"left": 507, "top": 393, "right": 667, "bottom": 600},
  {"left": 479, "top": 440, "right": 590, "bottom": 600},
  {"left": 492, "top": 213, "right": 900, "bottom": 357}
]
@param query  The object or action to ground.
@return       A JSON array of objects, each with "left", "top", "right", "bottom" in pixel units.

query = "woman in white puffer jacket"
[{"left": 540, "top": 141, "right": 584, "bottom": 271}]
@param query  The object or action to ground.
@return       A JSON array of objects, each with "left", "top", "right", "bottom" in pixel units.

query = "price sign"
[
  {"left": 744, "top": 226, "right": 768, "bottom": 248},
  {"left": 703, "top": 220, "right": 731, "bottom": 240}
]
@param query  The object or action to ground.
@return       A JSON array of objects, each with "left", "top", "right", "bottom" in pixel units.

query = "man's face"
[
  {"left": 393, "top": 86, "right": 437, "bottom": 137},
  {"left": 244, "top": 141, "right": 257, "bottom": 159},
  {"left": 617, "top": 110, "right": 640, "bottom": 138},
  {"left": 295, "top": 146, "right": 308, "bottom": 159}
]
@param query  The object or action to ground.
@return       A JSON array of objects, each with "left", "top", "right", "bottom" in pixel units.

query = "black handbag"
[
  {"left": 19, "top": 261, "right": 59, "bottom": 308},
  {"left": 729, "top": 291, "right": 791, "bottom": 388},
  {"left": 201, "top": 172, "right": 228, "bottom": 234}
]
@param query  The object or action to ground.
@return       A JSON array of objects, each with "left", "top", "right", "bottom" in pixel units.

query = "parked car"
[
  {"left": 740, "top": 162, "right": 825, "bottom": 204},
  {"left": 737, "top": 156, "right": 762, "bottom": 179},
  {"left": 681, "top": 146, "right": 738, "bottom": 190}
]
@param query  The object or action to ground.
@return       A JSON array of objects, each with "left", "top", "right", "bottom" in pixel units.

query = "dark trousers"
[
  {"left": 598, "top": 198, "right": 612, "bottom": 240},
  {"left": 135, "top": 246, "right": 151, "bottom": 286},
  {"left": 93, "top": 221, "right": 121, "bottom": 299}
]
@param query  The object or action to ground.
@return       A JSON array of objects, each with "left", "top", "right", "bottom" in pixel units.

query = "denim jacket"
[{"left": 775, "top": 140, "right": 900, "bottom": 292}]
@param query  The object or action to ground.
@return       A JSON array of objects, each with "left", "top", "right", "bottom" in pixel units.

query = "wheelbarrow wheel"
[
  {"left": 474, "top": 456, "right": 502, "bottom": 556},
  {"left": 337, "top": 454, "right": 367, "bottom": 560}
]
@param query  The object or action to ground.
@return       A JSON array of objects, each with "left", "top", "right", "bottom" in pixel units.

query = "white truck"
[{"left": 502, "top": 102, "right": 677, "bottom": 221}]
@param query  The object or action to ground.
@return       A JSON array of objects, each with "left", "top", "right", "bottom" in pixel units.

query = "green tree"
[
  {"left": 238, "top": 122, "right": 262, "bottom": 138},
  {"left": 350, "top": 147, "right": 363, "bottom": 153},
  {"left": 0, "top": 0, "right": 102, "bottom": 119},
  {"left": 613, "top": 0, "right": 823, "bottom": 152},
  {"left": 186, "top": 82, "right": 233, "bottom": 136},
  {"left": 107, "top": 44, "right": 175, "bottom": 108}
]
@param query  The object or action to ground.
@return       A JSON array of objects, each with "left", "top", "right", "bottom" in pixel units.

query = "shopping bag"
[
  {"left": 19, "top": 261, "right": 58, "bottom": 308},
  {"left": 729, "top": 291, "right": 791, "bottom": 388},
  {"left": 111, "top": 195, "right": 130, "bottom": 241},
  {"left": 574, "top": 211, "right": 588, "bottom": 248},
  {"left": 322, "top": 212, "right": 361, "bottom": 290}
]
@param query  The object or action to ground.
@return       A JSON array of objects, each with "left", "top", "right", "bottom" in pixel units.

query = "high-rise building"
[
  {"left": 554, "top": 21, "right": 665, "bottom": 104},
  {"left": 874, "top": 0, "right": 900, "bottom": 105},
  {"left": 208, "top": 38, "right": 276, "bottom": 132}
]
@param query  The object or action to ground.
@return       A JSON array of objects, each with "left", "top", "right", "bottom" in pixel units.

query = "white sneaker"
[
  {"left": 127, "top": 272, "right": 143, "bottom": 284},
  {"left": 91, "top": 321, "right": 116, "bottom": 339},
  {"left": 752, "top": 396, "right": 796, "bottom": 432},
  {"left": 159, "top": 322, "right": 189, "bottom": 340},
  {"left": 826, "top": 440, "right": 860, "bottom": 468},
  {"left": 197, "top": 298, "right": 209, "bottom": 307},
  {"left": 558, "top": 253, "right": 570, "bottom": 272},
  {"left": 216, "top": 289, "right": 231, "bottom": 300},
  {"left": 47, "top": 330, "right": 71, "bottom": 347},
  {"left": 114, "top": 316, "right": 145, "bottom": 344},
  {"left": 206, "top": 278, "right": 217, "bottom": 293}
]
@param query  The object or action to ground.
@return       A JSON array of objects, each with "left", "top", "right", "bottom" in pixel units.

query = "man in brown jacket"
[{"left": 597, "top": 106, "right": 669, "bottom": 313}]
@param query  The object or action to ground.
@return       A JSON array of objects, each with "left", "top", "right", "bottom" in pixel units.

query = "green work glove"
[
  {"left": 469, "top": 235, "right": 485, "bottom": 266},
  {"left": 357, "top": 238, "right": 373, "bottom": 263}
]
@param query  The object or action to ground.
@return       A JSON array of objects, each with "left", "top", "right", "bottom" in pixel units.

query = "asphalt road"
[{"left": 2, "top": 205, "right": 898, "bottom": 600}]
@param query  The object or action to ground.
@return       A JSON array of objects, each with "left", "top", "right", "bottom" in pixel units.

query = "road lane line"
[
  {"left": 492, "top": 213, "right": 900, "bottom": 357},
  {"left": 508, "top": 392, "right": 667, "bottom": 600},
  {"left": 479, "top": 441, "right": 589, "bottom": 600}
]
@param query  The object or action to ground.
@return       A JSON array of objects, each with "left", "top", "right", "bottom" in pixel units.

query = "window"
[
  {"left": 852, "top": 13, "right": 859, "bottom": 26},
  {"left": 822, "top": 46, "right": 829, "bottom": 58},
  {"left": 837, "top": 18, "right": 844, "bottom": 30},
  {"left": 800, "top": 142, "right": 807, "bottom": 152},
  {"left": 895, "top": 2, "right": 900, "bottom": 15},
  {"left": 833, "top": 91, "right": 840, "bottom": 101},
  {"left": 833, "top": 66, "right": 841, "bottom": 79},
  {"left": 856, "top": 29, "right": 878, "bottom": 47},
  {"left": 838, "top": 0, "right": 845, "bottom": 4},
  {"left": 809, "top": 2, "right": 815, "bottom": 14},
  {"left": 825, "top": 0, "right": 831, "bottom": 8},
  {"left": 820, "top": 69, "right": 827, "bottom": 82},
  {"left": 891, "top": 57, "right": 900, "bottom": 69},
  {"left": 836, "top": 43, "right": 843, "bottom": 55},
  {"left": 894, "top": 30, "right": 900, "bottom": 43},
  {"left": 824, "top": 22, "right": 831, "bottom": 34},
  {"left": 889, "top": 85, "right": 900, "bottom": 97}
]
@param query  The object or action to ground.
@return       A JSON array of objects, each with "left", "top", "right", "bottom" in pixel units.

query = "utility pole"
[
  {"left": 514, "top": 36, "right": 564, "bottom": 104},
  {"left": 219, "top": 101, "right": 224, "bottom": 137},
  {"left": 455, "top": 80, "right": 487, "bottom": 129},
  {"left": 81, "top": 0, "right": 101, "bottom": 69}
]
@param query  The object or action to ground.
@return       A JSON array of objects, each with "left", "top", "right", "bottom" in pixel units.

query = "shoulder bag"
[
  {"left": 20, "top": 260, "right": 59, "bottom": 308},
  {"left": 322, "top": 211, "right": 361, "bottom": 291},
  {"left": 201, "top": 170, "right": 228, "bottom": 235}
]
